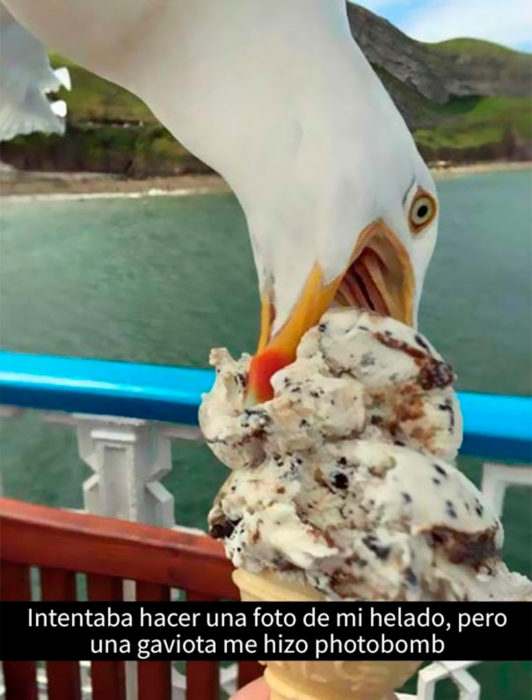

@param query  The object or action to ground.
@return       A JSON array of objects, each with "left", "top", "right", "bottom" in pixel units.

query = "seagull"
[
  {"left": 0, "top": 3, "right": 70, "bottom": 142},
  {"left": 1, "top": 0, "right": 439, "bottom": 401}
]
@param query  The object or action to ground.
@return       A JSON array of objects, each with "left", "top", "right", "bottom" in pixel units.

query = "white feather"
[
  {"left": 53, "top": 67, "right": 71, "bottom": 92},
  {"left": 0, "top": 3, "right": 68, "bottom": 141},
  {"left": 50, "top": 99, "right": 67, "bottom": 118}
]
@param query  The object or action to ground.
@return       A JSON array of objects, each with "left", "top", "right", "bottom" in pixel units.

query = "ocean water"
[
  {"left": 1, "top": 169, "right": 531, "bottom": 697},
  {"left": 1, "top": 170, "right": 531, "bottom": 393}
]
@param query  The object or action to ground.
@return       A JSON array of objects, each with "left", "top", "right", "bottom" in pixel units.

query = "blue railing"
[{"left": 0, "top": 351, "right": 531, "bottom": 461}]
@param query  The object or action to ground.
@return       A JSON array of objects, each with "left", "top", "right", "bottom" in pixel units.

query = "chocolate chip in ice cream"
[
  {"left": 332, "top": 473, "right": 349, "bottom": 490},
  {"left": 439, "top": 400, "right": 455, "bottom": 431},
  {"left": 404, "top": 567, "right": 418, "bottom": 586},
  {"left": 433, "top": 463, "right": 448, "bottom": 477},
  {"left": 427, "top": 526, "right": 499, "bottom": 568},
  {"left": 445, "top": 500, "right": 458, "bottom": 519},
  {"left": 363, "top": 535, "right": 391, "bottom": 561},
  {"left": 209, "top": 515, "right": 241, "bottom": 540},
  {"left": 414, "top": 334, "right": 432, "bottom": 353},
  {"left": 418, "top": 358, "right": 455, "bottom": 390},
  {"left": 375, "top": 331, "right": 426, "bottom": 361}
]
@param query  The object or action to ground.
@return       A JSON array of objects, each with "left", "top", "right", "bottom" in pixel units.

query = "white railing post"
[
  {"left": 396, "top": 661, "right": 480, "bottom": 700},
  {"left": 72, "top": 414, "right": 175, "bottom": 528},
  {"left": 46, "top": 413, "right": 178, "bottom": 700},
  {"left": 481, "top": 462, "right": 532, "bottom": 518}
]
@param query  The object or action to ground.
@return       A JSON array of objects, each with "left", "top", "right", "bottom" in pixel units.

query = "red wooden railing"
[{"left": 0, "top": 497, "right": 262, "bottom": 700}]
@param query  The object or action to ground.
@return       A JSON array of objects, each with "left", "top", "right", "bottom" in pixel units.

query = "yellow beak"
[{"left": 248, "top": 220, "right": 415, "bottom": 403}]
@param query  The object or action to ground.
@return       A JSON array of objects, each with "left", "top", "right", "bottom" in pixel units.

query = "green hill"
[
  {"left": 415, "top": 39, "right": 532, "bottom": 159},
  {"left": 49, "top": 53, "right": 156, "bottom": 125},
  {"left": 432, "top": 38, "right": 523, "bottom": 58},
  {"left": 416, "top": 96, "right": 530, "bottom": 150},
  {"left": 1, "top": 6, "right": 531, "bottom": 175},
  {"left": 346, "top": 3, "right": 531, "bottom": 163}
]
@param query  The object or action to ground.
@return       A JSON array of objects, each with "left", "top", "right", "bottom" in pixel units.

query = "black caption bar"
[{"left": 1, "top": 602, "right": 531, "bottom": 661}]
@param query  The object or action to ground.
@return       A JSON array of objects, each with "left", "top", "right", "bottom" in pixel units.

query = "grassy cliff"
[{"left": 414, "top": 39, "right": 531, "bottom": 160}]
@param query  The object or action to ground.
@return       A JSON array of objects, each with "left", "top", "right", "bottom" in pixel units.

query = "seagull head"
[{"left": 245, "top": 45, "right": 438, "bottom": 403}]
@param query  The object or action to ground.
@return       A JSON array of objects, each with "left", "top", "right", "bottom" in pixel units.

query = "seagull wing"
[{"left": 0, "top": 3, "right": 66, "bottom": 141}]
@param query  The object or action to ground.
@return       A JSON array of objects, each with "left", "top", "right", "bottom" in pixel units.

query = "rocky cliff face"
[{"left": 347, "top": 3, "right": 532, "bottom": 104}]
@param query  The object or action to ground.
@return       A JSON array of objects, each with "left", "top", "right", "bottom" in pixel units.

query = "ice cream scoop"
[
  {"left": 210, "top": 438, "right": 532, "bottom": 601},
  {"left": 201, "top": 309, "right": 531, "bottom": 602},
  {"left": 200, "top": 308, "right": 462, "bottom": 469}
]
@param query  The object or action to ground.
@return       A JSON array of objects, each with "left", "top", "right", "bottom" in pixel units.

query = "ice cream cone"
[{"left": 232, "top": 568, "right": 421, "bottom": 700}]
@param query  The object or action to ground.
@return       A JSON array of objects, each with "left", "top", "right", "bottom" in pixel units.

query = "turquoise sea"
[
  {"left": 2, "top": 170, "right": 531, "bottom": 391},
  {"left": 1, "top": 169, "right": 531, "bottom": 697}
]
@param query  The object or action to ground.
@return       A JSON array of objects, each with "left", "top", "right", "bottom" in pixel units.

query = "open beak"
[{"left": 247, "top": 220, "right": 415, "bottom": 403}]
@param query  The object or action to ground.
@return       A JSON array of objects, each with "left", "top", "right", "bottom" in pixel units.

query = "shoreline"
[
  {"left": 1, "top": 161, "right": 530, "bottom": 201},
  {"left": 430, "top": 161, "right": 532, "bottom": 177}
]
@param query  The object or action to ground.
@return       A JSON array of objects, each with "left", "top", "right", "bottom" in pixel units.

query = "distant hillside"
[
  {"left": 346, "top": 4, "right": 532, "bottom": 162},
  {"left": 347, "top": 5, "right": 531, "bottom": 102},
  {"left": 2, "top": 4, "right": 531, "bottom": 174}
]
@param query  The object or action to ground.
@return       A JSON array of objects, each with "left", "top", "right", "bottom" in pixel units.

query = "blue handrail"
[{"left": 0, "top": 351, "right": 530, "bottom": 461}]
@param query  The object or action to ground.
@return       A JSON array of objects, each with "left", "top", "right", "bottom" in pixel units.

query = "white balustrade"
[
  {"left": 397, "top": 661, "right": 480, "bottom": 700},
  {"left": 0, "top": 406, "right": 531, "bottom": 700},
  {"left": 481, "top": 462, "right": 532, "bottom": 518},
  {"left": 43, "top": 412, "right": 176, "bottom": 527}
]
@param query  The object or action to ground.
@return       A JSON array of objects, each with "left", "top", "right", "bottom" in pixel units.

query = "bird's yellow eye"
[{"left": 409, "top": 191, "right": 437, "bottom": 233}]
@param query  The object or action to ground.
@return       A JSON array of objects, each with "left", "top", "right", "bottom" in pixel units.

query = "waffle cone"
[{"left": 232, "top": 568, "right": 420, "bottom": 700}]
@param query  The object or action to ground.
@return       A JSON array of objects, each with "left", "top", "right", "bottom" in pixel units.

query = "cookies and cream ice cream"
[{"left": 200, "top": 309, "right": 532, "bottom": 602}]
